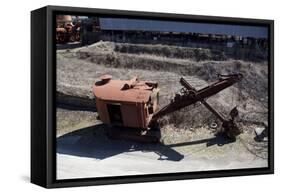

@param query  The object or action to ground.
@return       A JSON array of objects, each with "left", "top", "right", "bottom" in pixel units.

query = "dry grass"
[{"left": 114, "top": 42, "right": 227, "bottom": 61}]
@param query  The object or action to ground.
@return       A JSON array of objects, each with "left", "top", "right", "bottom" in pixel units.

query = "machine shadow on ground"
[{"left": 57, "top": 124, "right": 235, "bottom": 162}]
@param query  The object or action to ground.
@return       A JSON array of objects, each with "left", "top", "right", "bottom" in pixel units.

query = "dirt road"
[
  {"left": 57, "top": 149, "right": 266, "bottom": 179},
  {"left": 56, "top": 109, "right": 267, "bottom": 180}
]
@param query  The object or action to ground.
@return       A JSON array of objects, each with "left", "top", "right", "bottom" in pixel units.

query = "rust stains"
[{"left": 93, "top": 75, "right": 159, "bottom": 129}]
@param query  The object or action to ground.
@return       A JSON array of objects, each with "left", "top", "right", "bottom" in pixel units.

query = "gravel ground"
[{"left": 56, "top": 108, "right": 268, "bottom": 179}]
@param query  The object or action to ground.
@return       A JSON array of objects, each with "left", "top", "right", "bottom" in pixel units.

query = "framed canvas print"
[{"left": 31, "top": 5, "right": 274, "bottom": 188}]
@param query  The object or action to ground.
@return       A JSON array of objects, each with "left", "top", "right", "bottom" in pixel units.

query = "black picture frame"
[{"left": 31, "top": 5, "right": 274, "bottom": 188}]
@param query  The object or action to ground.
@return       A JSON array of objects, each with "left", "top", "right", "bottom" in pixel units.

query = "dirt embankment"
[
  {"left": 57, "top": 41, "right": 268, "bottom": 128},
  {"left": 114, "top": 42, "right": 268, "bottom": 62},
  {"left": 114, "top": 43, "right": 227, "bottom": 61}
]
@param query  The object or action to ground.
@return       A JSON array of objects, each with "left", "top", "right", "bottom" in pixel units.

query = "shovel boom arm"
[{"left": 152, "top": 73, "right": 243, "bottom": 121}]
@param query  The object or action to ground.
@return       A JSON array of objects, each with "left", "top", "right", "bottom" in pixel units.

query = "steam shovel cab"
[{"left": 93, "top": 75, "right": 160, "bottom": 141}]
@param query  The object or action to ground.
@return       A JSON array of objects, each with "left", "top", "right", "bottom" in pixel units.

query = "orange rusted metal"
[{"left": 93, "top": 75, "right": 159, "bottom": 129}]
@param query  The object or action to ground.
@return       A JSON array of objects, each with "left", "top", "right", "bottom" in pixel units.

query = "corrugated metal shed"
[{"left": 99, "top": 18, "right": 268, "bottom": 38}]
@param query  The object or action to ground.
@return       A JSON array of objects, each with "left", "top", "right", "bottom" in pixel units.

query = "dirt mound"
[{"left": 57, "top": 41, "right": 268, "bottom": 132}]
